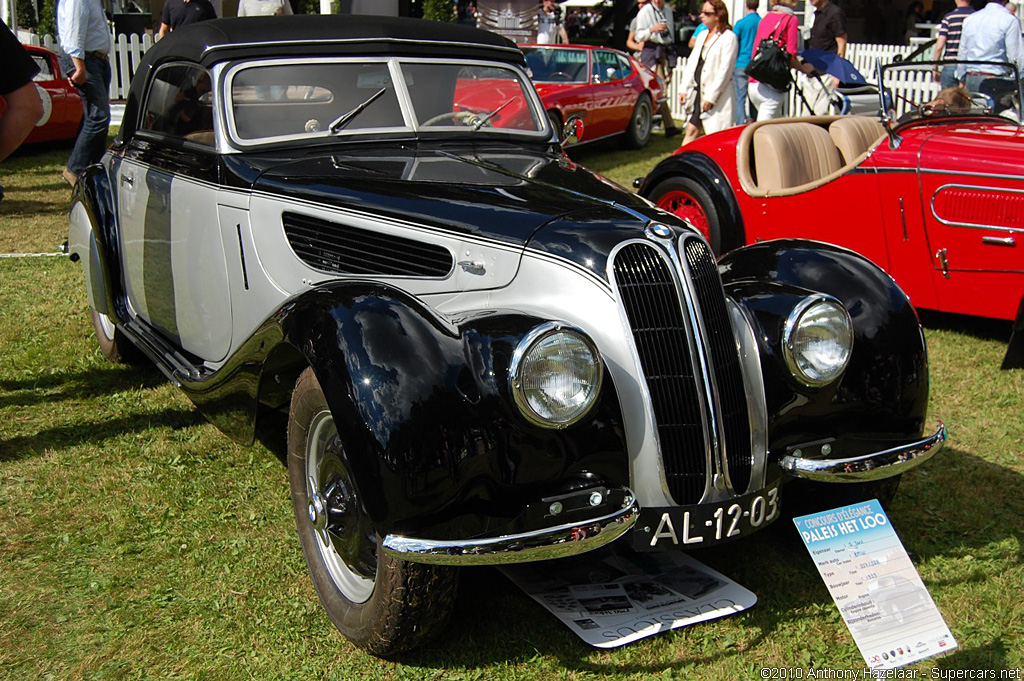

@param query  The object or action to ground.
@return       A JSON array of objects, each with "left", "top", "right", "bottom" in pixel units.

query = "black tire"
[
  {"left": 91, "top": 306, "right": 144, "bottom": 365},
  {"left": 547, "top": 109, "right": 562, "bottom": 142},
  {"left": 287, "top": 368, "right": 458, "bottom": 656},
  {"left": 647, "top": 176, "right": 724, "bottom": 254},
  {"left": 622, "top": 94, "right": 653, "bottom": 149}
]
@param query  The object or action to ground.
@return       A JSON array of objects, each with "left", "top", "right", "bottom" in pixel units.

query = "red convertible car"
[
  {"left": 521, "top": 43, "right": 665, "bottom": 148},
  {"left": 22, "top": 44, "right": 83, "bottom": 145},
  {"left": 638, "top": 60, "right": 1024, "bottom": 364}
]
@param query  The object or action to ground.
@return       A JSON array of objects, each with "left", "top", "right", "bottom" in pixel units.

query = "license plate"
[{"left": 633, "top": 478, "right": 782, "bottom": 550}]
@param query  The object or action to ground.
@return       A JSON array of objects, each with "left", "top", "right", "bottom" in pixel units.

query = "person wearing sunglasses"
[{"left": 677, "top": 0, "right": 738, "bottom": 145}]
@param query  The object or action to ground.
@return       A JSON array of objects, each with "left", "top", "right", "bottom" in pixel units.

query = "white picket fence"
[
  {"left": 19, "top": 30, "right": 154, "bottom": 100},
  {"left": 20, "top": 30, "right": 939, "bottom": 119},
  {"left": 665, "top": 41, "right": 939, "bottom": 122}
]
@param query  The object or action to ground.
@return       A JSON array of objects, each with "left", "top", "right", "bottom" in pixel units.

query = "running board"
[{"left": 120, "top": 318, "right": 212, "bottom": 384}]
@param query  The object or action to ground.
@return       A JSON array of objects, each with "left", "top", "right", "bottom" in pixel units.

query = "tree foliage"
[{"left": 422, "top": 0, "right": 454, "bottom": 22}]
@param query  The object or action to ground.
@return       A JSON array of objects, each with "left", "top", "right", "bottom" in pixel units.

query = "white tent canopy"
[{"left": 559, "top": 0, "right": 607, "bottom": 8}]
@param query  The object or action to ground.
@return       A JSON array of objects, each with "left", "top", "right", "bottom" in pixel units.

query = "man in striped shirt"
[{"left": 932, "top": 0, "right": 974, "bottom": 89}]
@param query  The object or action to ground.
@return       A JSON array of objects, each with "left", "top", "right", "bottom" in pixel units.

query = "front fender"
[
  {"left": 278, "top": 281, "right": 629, "bottom": 541},
  {"left": 719, "top": 239, "right": 930, "bottom": 452}
]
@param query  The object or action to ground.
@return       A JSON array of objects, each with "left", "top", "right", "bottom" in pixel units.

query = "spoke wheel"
[
  {"left": 657, "top": 190, "right": 711, "bottom": 242},
  {"left": 649, "top": 176, "right": 725, "bottom": 254}
]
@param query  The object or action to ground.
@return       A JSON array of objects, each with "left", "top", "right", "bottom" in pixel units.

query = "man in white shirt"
[
  {"left": 635, "top": 0, "right": 672, "bottom": 78},
  {"left": 956, "top": 0, "right": 1024, "bottom": 98},
  {"left": 57, "top": 0, "right": 111, "bottom": 186},
  {"left": 537, "top": 0, "right": 568, "bottom": 44},
  {"left": 238, "top": 0, "right": 294, "bottom": 17},
  {"left": 633, "top": 0, "right": 681, "bottom": 137}
]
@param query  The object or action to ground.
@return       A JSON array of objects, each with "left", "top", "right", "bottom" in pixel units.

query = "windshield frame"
[
  {"left": 221, "top": 55, "right": 551, "bottom": 150},
  {"left": 877, "top": 59, "right": 1022, "bottom": 137}
]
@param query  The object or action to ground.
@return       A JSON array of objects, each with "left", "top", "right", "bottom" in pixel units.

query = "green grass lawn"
[{"left": 1, "top": 135, "right": 1022, "bottom": 680}]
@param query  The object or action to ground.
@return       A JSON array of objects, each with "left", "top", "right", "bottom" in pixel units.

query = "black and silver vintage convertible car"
[{"left": 68, "top": 16, "right": 945, "bottom": 655}]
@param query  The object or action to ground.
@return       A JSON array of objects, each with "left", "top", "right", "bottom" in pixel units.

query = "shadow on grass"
[
  {"left": 0, "top": 405, "right": 204, "bottom": 463},
  {"left": 938, "top": 638, "right": 1012, "bottom": 671},
  {"left": 918, "top": 310, "right": 1012, "bottom": 344},
  {"left": 0, "top": 364, "right": 164, "bottom": 411},
  {"left": 396, "top": 446, "right": 1022, "bottom": 673}
]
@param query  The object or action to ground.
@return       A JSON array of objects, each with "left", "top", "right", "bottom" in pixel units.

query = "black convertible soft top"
[
  {"left": 144, "top": 14, "right": 520, "bottom": 65},
  {"left": 118, "top": 14, "right": 524, "bottom": 142}
]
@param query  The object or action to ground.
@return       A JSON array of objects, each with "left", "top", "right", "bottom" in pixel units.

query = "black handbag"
[{"left": 744, "top": 19, "right": 793, "bottom": 91}]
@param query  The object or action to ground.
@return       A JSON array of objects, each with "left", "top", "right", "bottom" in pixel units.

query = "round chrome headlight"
[
  {"left": 510, "top": 323, "right": 603, "bottom": 428},
  {"left": 783, "top": 295, "right": 854, "bottom": 387}
]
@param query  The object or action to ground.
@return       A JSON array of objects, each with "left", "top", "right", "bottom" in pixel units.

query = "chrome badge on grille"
[{"left": 646, "top": 223, "right": 674, "bottom": 240}]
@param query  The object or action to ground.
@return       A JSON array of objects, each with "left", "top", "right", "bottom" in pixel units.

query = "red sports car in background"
[
  {"left": 22, "top": 44, "right": 83, "bottom": 145},
  {"left": 638, "top": 60, "right": 1024, "bottom": 360},
  {"left": 521, "top": 43, "right": 665, "bottom": 148}
]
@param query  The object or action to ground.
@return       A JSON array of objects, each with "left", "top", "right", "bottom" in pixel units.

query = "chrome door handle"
[
  {"left": 982, "top": 235, "right": 1016, "bottom": 247},
  {"left": 935, "top": 248, "right": 950, "bottom": 278},
  {"left": 458, "top": 260, "right": 486, "bottom": 275},
  {"left": 120, "top": 174, "right": 134, "bottom": 187}
]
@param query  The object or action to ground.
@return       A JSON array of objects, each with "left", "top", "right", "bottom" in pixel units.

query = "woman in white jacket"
[{"left": 678, "top": 0, "right": 738, "bottom": 145}]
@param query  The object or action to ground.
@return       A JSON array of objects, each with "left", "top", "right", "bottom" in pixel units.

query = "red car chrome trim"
[{"left": 931, "top": 184, "right": 1024, "bottom": 231}]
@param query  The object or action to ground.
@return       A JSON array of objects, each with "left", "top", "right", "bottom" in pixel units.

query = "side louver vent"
[{"left": 283, "top": 212, "right": 454, "bottom": 277}]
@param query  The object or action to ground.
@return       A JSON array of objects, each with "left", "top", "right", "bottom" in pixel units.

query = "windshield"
[
  {"left": 522, "top": 47, "right": 590, "bottom": 83},
  {"left": 225, "top": 58, "right": 547, "bottom": 146},
  {"left": 879, "top": 60, "right": 1022, "bottom": 127}
]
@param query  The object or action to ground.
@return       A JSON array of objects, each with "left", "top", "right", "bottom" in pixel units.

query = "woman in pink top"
[{"left": 746, "top": 0, "right": 814, "bottom": 120}]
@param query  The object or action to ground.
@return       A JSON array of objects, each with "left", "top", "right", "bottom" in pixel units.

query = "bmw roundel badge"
[{"left": 647, "top": 223, "right": 673, "bottom": 240}]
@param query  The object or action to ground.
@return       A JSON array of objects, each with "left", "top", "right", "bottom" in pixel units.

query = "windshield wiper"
[
  {"left": 472, "top": 96, "right": 518, "bottom": 131},
  {"left": 329, "top": 88, "right": 387, "bottom": 135}
]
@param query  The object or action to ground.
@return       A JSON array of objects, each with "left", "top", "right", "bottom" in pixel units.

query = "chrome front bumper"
[
  {"left": 381, "top": 490, "right": 639, "bottom": 566},
  {"left": 781, "top": 421, "right": 946, "bottom": 482}
]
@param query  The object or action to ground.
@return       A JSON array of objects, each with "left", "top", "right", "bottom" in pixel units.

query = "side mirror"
[{"left": 561, "top": 116, "right": 584, "bottom": 146}]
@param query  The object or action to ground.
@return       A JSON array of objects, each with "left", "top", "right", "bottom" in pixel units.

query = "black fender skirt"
[
  {"left": 182, "top": 281, "right": 629, "bottom": 541},
  {"left": 719, "top": 239, "right": 930, "bottom": 455}
]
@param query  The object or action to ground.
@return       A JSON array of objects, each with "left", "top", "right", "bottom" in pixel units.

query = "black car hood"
[{"left": 244, "top": 144, "right": 657, "bottom": 247}]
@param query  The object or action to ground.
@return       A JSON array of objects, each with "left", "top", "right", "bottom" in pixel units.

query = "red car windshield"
[{"left": 522, "top": 47, "right": 590, "bottom": 83}]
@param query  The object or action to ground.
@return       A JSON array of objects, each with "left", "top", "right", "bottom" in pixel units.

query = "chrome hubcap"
[
  {"left": 305, "top": 409, "right": 376, "bottom": 604},
  {"left": 308, "top": 492, "right": 327, "bottom": 531}
]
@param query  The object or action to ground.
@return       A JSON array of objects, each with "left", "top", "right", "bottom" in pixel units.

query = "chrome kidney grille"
[{"left": 611, "top": 236, "right": 752, "bottom": 505}]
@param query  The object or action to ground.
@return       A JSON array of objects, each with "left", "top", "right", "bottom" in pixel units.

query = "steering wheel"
[
  {"left": 422, "top": 110, "right": 482, "bottom": 127},
  {"left": 546, "top": 71, "right": 573, "bottom": 81}
]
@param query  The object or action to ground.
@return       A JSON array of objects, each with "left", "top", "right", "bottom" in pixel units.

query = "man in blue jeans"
[
  {"left": 57, "top": 0, "right": 111, "bottom": 187},
  {"left": 732, "top": 0, "right": 760, "bottom": 125},
  {"left": 932, "top": 0, "right": 973, "bottom": 90}
]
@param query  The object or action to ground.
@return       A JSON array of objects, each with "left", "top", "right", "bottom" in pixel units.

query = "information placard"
[
  {"left": 501, "top": 549, "right": 756, "bottom": 648},
  {"left": 794, "top": 500, "right": 957, "bottom": 670}
]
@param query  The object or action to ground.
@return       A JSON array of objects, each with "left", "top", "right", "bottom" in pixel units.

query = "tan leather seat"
[
  {"left": 828, "top": 116, "right": 885, "bottom": 165},
  {"left": 753, "top": 122, "right": 843, "bottom": 193}
]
